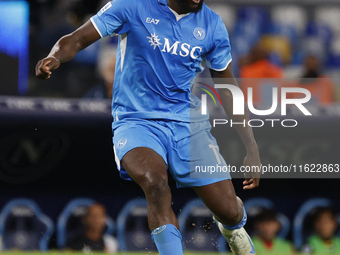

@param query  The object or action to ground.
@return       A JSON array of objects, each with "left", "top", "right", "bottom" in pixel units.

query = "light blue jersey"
[{"left": 91, "top": 0, "right": 232, "bottom": 123}]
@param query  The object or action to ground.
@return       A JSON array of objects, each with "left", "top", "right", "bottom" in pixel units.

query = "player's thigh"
[
  {"left": 170, "top": 125, "right": 230, "bottom": 187},
  {"left": 193, "top": 180, "right": 242, "bottom": 221},
  {"left": 121, "top": 147, "right": 168, "bottom": 189},
  {"left": 113, "top": 120, "right": 169, "bottom": 188},
  {"left": 190, "top": 126, "right": 231, "bottom": 179}
]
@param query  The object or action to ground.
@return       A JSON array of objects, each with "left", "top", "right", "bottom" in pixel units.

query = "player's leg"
[
  {"left": 121, "top": 147, "right": 183, "bottom": 255},
  {"left": 166, "top": 119, "right": 254, "bottom": 254},
  {"left": 193, "top": 180, "right": 242, "bottom": 226},
  {"left": 193, "top": 181, "right": 255, "bottom": 255},
  {"left": 121, "top": 147, "right": 176, "bottom": 230}
]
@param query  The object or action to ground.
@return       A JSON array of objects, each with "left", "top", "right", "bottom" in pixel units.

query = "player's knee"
[
  {"left": 217, "top": 208, "right": 241, "bottom": 225},
  {"left": 140, "top": 172, "right": 169, "bottom": 197},
  {"left": 216, "top": 197, "right": 244, "bottom": 225}
]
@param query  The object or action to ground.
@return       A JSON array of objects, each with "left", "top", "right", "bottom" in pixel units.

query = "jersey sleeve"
[
  {"left": 90, "top": 0, "right": 136, "bottom": 38},
  {"left": 205, "top": 16, "right": 232, "bottom": 71}
]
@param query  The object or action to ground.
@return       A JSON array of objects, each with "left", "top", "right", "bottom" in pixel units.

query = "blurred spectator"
[
  {"left": 83, "top": 47, "right": 116, "bottom": 99},
  {"left": 240, "top": 45, "right": 284, "bottom": 79},
  {"left": 301, "top": 55, "right": 325, "bottom": 79},
  {"left": 240, "top": 45, "right": 284, "bottom": 105},
  {"left": 260, "top": 35, "right": 292, "bottom": 65},
  {"left": 302, "top": 207, "right": 340, "bottom": 254},
  {"left": 291, "top": 56, "right": 334, "bottom": 105},
  {"left": 27, "top": 2, "right": 340, "bottom": 98},
  {"left": 66, "top": 203, "right": 118, "bottom": 253},
  {"left": 252, "top": 209, "right": 293, "bottom": 254}
]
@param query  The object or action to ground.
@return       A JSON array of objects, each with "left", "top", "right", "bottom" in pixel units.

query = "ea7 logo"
[
  {"left": 146, "top": 17, "right": 160, "bottom": 25},
  {"left": 100, "top": 2, "right": 112, "bottom": 14}
]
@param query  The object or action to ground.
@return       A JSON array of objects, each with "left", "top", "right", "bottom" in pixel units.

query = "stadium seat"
[
  {"left": 238, "top": 6, "right": 270, "bottom": 26},
  {"left": 271, "top": 5, "right": 307, "bottom": 34},
  {"left": 208, "top": 4, "right": 236, "bottom": 31},
  {"left": 178, "top": 198, "right": 222, "bottom": 252},
  {"left": 244, "top": 197, "right": 291, "bottom": 239},
  {"left": 56, "top": 198, "right": 115, "bottom": 249},
  {"left": 233, "top": 20, "right": 262, "bottom": 46},
  {"left": 0, "top": 198, "right": 54, "bottom": 251},
  {"left": 328, "top": 35, "right": 340, "bottom": 67},
  {"left": 116, "top": 198, "right": 156, "bottom": 251},
  {"left": 300, "top": 36, "right": 327, "bottom": 63},
  {"left": 293, "top": 197, "right": 333, "bottom": 250},
  {"left": 306, "top": 22, "right": 333, "bottom": 47},
  {"left": 233, "top": 7, "right": 269, "bottom": 45},
  {"left": 291, "top": 51, "right": 306, "bottom": 66},
  {"left": 315, "top": 6, "right": 340, "bottom": 34},
  {"left": 231, "top": 35, "right": 253, "bottom": 56}
]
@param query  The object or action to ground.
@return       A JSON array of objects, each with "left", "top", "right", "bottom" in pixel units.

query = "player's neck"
[{"left": 167, "top": 0, "right": 186, "bottom": 15}]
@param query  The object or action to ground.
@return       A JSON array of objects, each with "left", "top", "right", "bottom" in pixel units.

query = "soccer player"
[{"left": 36, "top": 0, "right": 261, "bottom": 254}]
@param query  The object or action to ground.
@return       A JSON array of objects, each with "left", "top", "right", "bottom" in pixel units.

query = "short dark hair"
[
  {"left": 313, "top": 207, "right": 336, "bottom": 224},
  {"left": 255, "top": 208, "right": 278, "bottom": 223},
  {"left": 84, "top": 202, "right": 107, "bottom": 218}
]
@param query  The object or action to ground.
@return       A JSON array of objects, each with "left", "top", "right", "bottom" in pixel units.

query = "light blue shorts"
[{"left": 112, "top": 118, "right": 231, "bottom": 188}]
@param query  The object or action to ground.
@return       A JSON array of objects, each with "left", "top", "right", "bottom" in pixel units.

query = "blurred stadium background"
[{"left": 1, "top": 0, "right": 340, "bottom": 254}]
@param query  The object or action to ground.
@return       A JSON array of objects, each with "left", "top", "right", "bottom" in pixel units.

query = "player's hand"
[
  {"left": 35, "top": 56, "right": 60, "bottom": 80},
  {"left": 242, "top": 149, "right": 261, "bottom": 190}
]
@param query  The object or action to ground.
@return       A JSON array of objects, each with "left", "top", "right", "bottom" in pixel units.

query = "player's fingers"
[
  {"left": 36, "top": 60, "right": 48, "bottom": 74},
  {"left": 253, "top": 178, "right": 260, "bottom": 187},
  {"left": 243, "top": 179, "right": 253, "bottom": 185},
  {"left": 36, "top": 60, "right": 52, "bottom": 79},
  {"left": 42, "top": 59, "right": 52, "bottom": 72},
  {"left": 243, "top": 183, "right": 256, "bottom": 190},
  {"left": 37, "top": 69, "right": 51, "bottom": 79},
  {"left": 243, "top": 178, "right": 260, "bottom": 189},
  {"left": 47, "top": 58, "right": 60, "bottom": 71}
]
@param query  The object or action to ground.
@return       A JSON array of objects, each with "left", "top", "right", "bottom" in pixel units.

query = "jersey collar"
[{"left": 158, "top": 0, "right": 168, "bottom": 6}]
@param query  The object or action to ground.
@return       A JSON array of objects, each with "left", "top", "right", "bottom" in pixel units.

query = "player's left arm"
[{"left": 210, "top": 65, "right": 261, "bottom": 189}]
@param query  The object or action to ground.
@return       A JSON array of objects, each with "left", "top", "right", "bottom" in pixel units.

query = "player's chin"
[{"left": 190, "top": 0, "right": 203, "bottom": 13}]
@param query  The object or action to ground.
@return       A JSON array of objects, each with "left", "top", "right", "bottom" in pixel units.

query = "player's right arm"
[
  {"left": 36, "top": 0, "right": 136, "bottom": 80},
  {"left": 35, "top": 21, "right": 101, "bottom": 80}
]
